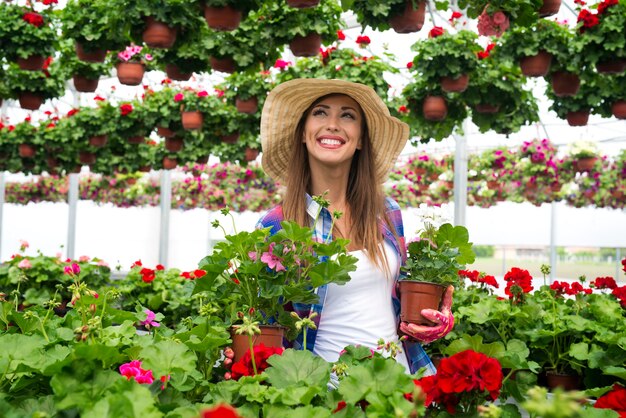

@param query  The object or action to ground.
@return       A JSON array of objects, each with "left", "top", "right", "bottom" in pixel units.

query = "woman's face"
[{"left": 302, "top": 94, "right": 363, "bottom": 174}]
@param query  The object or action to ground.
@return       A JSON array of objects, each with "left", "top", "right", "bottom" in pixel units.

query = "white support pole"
[
  {"left": 159, "top": 169, "right": 172, "bottom": 267},
  {"left": 453, "top": 121, "right": 468, "bottom": 227},
  {"left": 617, "top": 248, "right": 622, "bottom": 281},
  {"left": 549, "top": 201, "right": 557, "bottom": 282},
  {"left": 67, "top": 173, "right": 79, "bottom": 260}
]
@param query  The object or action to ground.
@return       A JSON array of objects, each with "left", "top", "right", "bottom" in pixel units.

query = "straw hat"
[{"left": 260, "top": 78, "right": 409, "bottom": 184}]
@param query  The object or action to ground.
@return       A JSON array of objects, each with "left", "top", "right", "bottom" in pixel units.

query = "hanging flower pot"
[
  {"left": 398, "top": 281, "right": 446, "bottom": 326},
  {"left": 138, "top": 165, "right": 152, "bottom": 173},
  {"left": 286, "top": 0, "right": 320, "bottom": 7},
  {"left": 486, "top": 180, "right": 500, "bottom": 190},
  {"left": 204, "top": 5, "right": 242, "bottom": 31},
  {"left": 538, "top": 0, "right": 561, "bottom": 17},
  {"left": 73, "top": 75, "right": 99, "bottom": 93},
  {"left": 230, "top": 324, "right": 285, "bottom": 362},
  {"left": 235, "top": 96, "right": 259, "bottom": 114},
  {"left": 18, "top": 144, "right": 36, "bottom": 158},
  {"left": 165, "top": 137, "right": 184, "bottom": 152},
  {"left": 551, "top": 71, "right": 580, "bottom": 97},
  {"left": 422, "top": 96, "right": 447, "bottom": 121},
  {"left": 18, "top": 92, "right": 44, "bottom": 111},
  {"left": 289, "top": 33, "right": 322, "bottom": 57},
  {"left": 474, "top": 103, "right": 500, "bottom": 114},
  {"left": 142, "top": 17, "right": 177, "bottom": 48},
  {"left": 595, "top": 58, "right": 626, "bottom": 74},
  {"left": 17, "top": 55, "right": 46, "bottom": 71},
  {"left": 165, "top": 63, "right": 192, "bottom": 81},
  {"left": 575, "top": 157, "right": 597, "bottom": 172},
  {"left": 220, "top": 132, "right": 240, "bottom": 144},
  {"left": 182, "top": 111, "right": 203, "bottom": 130},
  {"left": 127, "top": 135, "right": 145, "bottom": 144},
  {"left": 162, "top": 156, "right": 178, "bottom": 170},
  {"left": 612, "top": 100, "right": 626, "bottom": 119},
  {"left": 244, "top": 147, "right": 259, "bottom": 162},
  {"left": 389, "top": 0, "right": 426, "bottom": 33},
  {"left": 75, "top": 42, "right": 106, "bottom": 63},
  {"left": 116, "top": 62, "right": 145, "bottom": 86},
  {"left": 88, "top": 135, "right": 108, "bottom": 147},
  {"left": 519, "top": 50, "right": 552, "bottom": 77},
  {"left": 78, "top": 151, "right": 96, "bottom": 165},
  {"left": 566, "top": 110, "right": 589, "bottom": 126},
  {"left": 209, "top": 56, "right": 236, "bottom": 73},
  {"left": 157, "top": 126, "right": 176, "bottom": 138},
  {"left": 441, "top": 74, "right": 469, "bottom": 93}
]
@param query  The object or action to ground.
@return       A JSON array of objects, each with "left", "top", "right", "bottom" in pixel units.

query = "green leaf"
[
  {"left": 85, "top": 379, "right": 163, "bottom": 418},
  {"left": 140, "top": 340, "right": 198, "bottom": 380},
  {"left": 265, "top": 349, "right": 331, "bottom": 389}
]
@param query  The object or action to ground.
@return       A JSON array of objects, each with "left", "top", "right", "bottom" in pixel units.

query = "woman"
[{"left": 257, "top": 79, "right": 453, "bottom": 376}]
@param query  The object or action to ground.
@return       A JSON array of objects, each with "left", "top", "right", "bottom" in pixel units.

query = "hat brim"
[{"left": 260, "top": 78, "right": 409, "bottom": 184}]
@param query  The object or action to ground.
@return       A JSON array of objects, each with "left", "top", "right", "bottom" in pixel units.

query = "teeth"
[{"left": 320, "top": 138, "right": 342, "bottom": 145}]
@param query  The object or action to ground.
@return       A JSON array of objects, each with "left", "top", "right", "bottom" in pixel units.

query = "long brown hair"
[{"left": 281, "top": 94, "right": 395, "bottom": 274}]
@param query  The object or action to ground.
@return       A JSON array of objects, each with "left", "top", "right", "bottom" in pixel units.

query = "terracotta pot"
[
  {"left": 204, "top": 5, "right": 242, "bottom": 31},
  {"left": 127, "top": 135, "right": 145, "bottom": 144},
  {"left": 116, "top": 62, "right": 145, "bottom": 86},
  {"left": 162, "top": 156, "right": 178, "bottom": 170},
  {"left": 142, "top": 17, "right": 177, "bottom": 48},
  {"left": 88, "top": 135, "right": 108, "bottom": 147},
  {"left": 73, "top": 74, "right": 99, "bottom": 93},
  {"left": 231, "top": 325, "right": 285, "bottom": 363},
  {"left": 286, "top": 0, "right": 320, "bottom": 7},
  {"left": 220, "top": 132, "right": 240, "bottom": 144},
  {"left": 486, "top": 180, "right": 500, "bottom": 190},
  {"left": 545, "top": 371, "right": 580, "bottom": 391},
  {"left": 611, "top": 100, "right": 626, "bottom": 119},
  {"left": 398, "top": 281, "right": 446, "bottom": 326},
  {"left": 126, "top": 178, "right": 137, "bottom": 186},
  {"left": 575, "top": 157, "right": 597, "bottom": 172},
  {"left": 566, "top": 110, "right": 589, "bottom": 127},
  {"left": 289, "top": 32, "right": 322, "bottom": 57},
  {"left": 244, "top": 147, "right": 259, "bottom": 162},
  {"left": 75, "top": 42, "right": 106, "bottom": 63},
  {"left": 595, "top": 59, "right": 626, "bottom": 74},
  {"left": 165, "top": 63, "right": 192, "bottom": 81},
  {"left": 519, "top": 51, "right": 552, "bottom": 77},
  {"left": 182, "top": 111, "right": 203, "bottom": 130},
  {"left": 550, "top": 183, "right": 562, "bottom": 192},
  {"left": 441, "top": 74, "right": 469, "bottom": 93},
  {"left": 165, "top": 137, "right": 184, "bottom": 152},
  {"left": 157, "top": 126, "right": 176, "bottom": 138},
  {"left": 538, "top": 0, "right": 561, "bottom": 17},
  {"left": 235, "top": 96, "right": 259, "bottom": 114},
  {"left": 78, "top": 151, "right": 96, "bottom": 165},
  {"left": 209, "top": 56, "right": 236, "bottom": 73},
  {"left": 138, "top": 165, "right": 152, "bottom": 173},
  {"left": 551, "top": 71, "right": 580, "bottom": 97},
  {"left": 18, "top": 92, "right": 44, "bottom": 110},
  {"left": 18, "top": 144, "right": 36, "bottom": 158},
  {"left": 474, "top": 103, "right": 500, "bottom": 114},
  {"left": 422, "top": 96, "right": 447, "bottom": 121},
  {"left": 17, "top": 55, "right": 46, "bottom": 71},
  {"left": 389, "top": 0, "right": 426, "bottom": 33}
]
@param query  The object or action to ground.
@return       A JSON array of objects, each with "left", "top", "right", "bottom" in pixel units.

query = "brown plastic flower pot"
[
  {"left": 88, "top": 135, "right": 108, "bottom": 148},
  {"left": 389, "top": 0, "right": 426, "bottom": 33},
  {"left": 18, "top": 144, "right": 36, "bottom": 158},
  {"left": 611, "top": 100, "right": 626, "bottom": 119},
  {"left": 142, "top": 17, "right": 177, "bottom": 48},
  {"left": 441, "top": 74, "right": 469, "bottom": 93},
  {"left": 116, "top": 62, "right": 145, "bottom": 86},
  {"left": 78, "top": 151, "right": 96, "bottom": 165},
  {"left": 204, "top": 5, "right": 242, "bottom": 31},
  {"left": 230, "top": 325, "right": 285, "bottom": 362},
  {"left": 165, "top": 137, "right": 184, "bottom": 152},
  {"left": 75, "top": 42, "right": 106, "bottom": 63},
  {"left": 289, "top": 33, "right": 322, "bottom": 57},
  {"left": 18, "top": 92, "right": 44, "bottom": 110},
  {"left": 162, "top": 156, "right": 178, "bottom": 170},
  {"left": 575, "top": 157, "right": 597, "bottom": 172},
  {"left": 566, "top": 110, "right": 589, "bottom": 127},
  {"left": 235, "top": 96, "right": 259, "bottom": 114},
  {"left": 398, "top": 281, "right": 446, "bottom": 326},
  {"left": 286, "top": 0, "right": 320, "bottom": 8},
  {"left": 244, "top": 147, "right": 259, "bottom": 162},
  {"left": 551, "top": 71, "right": 580, "bottom": 97},
  {"left": 474, "top": 103, "right": 500, "bottom": 114},
  {"left": 181, "top": 111, "right": 203, "bottom": 130},
  {"left": 519, "top": 50, "right": 552, "bottom": 77},
  {"left": 538, "top": 0, "right": 561, "bottom": 17},
  {"left": 157, "top": 126, "right": 176, "bottom": 138},
  {"left": 220, "top": 132, "right": 240, "bottom": 144},
  {"left": 595, "top": 59, "right": 626, "bottom": 74},
  {"left": 209, "top": 56, "right": 236, "bottom": 73},
  {"left": 165, "top": 63, "right": 192, "bottom": 81},
  {"left": 127, "top": 135, "right": 145, "bottom": 144},
  {"left": 422, "top": 96, "right": 448, "bottom": 121},
  {"left": 73, "top": 74, "right": 99, "bottom": 93},
  {"left": 17, "top": 55, "right": 45, "bottom": 71},
  {"left": 545, "top": 371, "right": 580, "bottom": 391}
]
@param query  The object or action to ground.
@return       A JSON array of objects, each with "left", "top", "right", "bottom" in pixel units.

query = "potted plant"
[
  {"left": 111, "top": 100, "right": 152, "bottom": 144},
  {"left": 400, "top": 213, "right": 475, "bottom": 326},
  {"left": 346, "top": 0, "right": 427, "bottom": 33},
  {"left": 409, "top": 29, "right": 481, "bottom": 93},
  {"left": 203, "top": 0, "right": 260, "bottom": 31},
  {"left": 566, "top": 140, "right": 601, "bottom": 172},
  {"left": 460, "top": 0, "right": 547, "bottom": 32},
  {"left": 221, "top": 68, "right": 273, "bottom": 114},
  {"left": 111, "top": 44, "right": 156, "bottom": 86},
  {"left": 595, "top": 74, "right": 626, "bottom": 120},
  {"left": 4, "top": 62, "right": 66, "bottom": 110},
  {"left": 55, "top": 39, "right": 109, "bottom": 93}
]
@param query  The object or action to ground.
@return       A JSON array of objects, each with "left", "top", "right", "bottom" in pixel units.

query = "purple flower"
[{"left": 140, "top": 309, "right": 160, "bottom": 329}]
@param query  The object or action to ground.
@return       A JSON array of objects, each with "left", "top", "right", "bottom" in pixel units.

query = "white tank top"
[{"left": 313, "top": 241, "right": 411, "bottom": 373}]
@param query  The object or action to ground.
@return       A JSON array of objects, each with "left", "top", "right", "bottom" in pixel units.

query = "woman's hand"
[{"left": 399, "top": 285, "right": 454, "bottom": 344}]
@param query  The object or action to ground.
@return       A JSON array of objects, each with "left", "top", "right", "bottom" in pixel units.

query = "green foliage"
[
  {"left": 546, "top": 69, "right": 611, "bottom": 117},
  {"left": 473, "top": 245, "right": 495, "bottom": 258},
  {"left": 458, "top": 0, "right": 543, "bottom": 27},
  {"left": 345, "top": 0, "right": 413, "bottom": 32},
  {"left": 578, "top": 1, "right": 626, "bottom": 66},
  {"left": 60, "top": 0, "right": 126, "bottom": 51},
  {"left": 0, "top": 5, "right": 57, "bottom": 60}
]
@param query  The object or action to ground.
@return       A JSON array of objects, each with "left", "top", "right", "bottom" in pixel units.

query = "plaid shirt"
[{"left": 256, "top": 194, "right": 436, "bottom": 376}]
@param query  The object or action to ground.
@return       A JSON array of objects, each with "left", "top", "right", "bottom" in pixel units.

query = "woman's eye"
[
  {"left": 342, "top": 112, "right": 356, "bottom": 119},
  {"left": 312, "top": 109, "right": 326, "bottom": 116}
]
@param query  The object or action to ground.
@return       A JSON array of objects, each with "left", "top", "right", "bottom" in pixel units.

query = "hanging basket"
[
  {"left": 575, "top": 157, "right": 597, "bottom": 172},
  {"left": 551, "top": 71, "right": 580, "bottom": 97},
  {"left": 389, "top": 0, "right": 426, "bottom": 33},
  {"left": 165, "top": 63, "right": 192, "bottom": 81},
  {"left": 88, "top": 135, "right": 108, "bottom": 147},
  {"left": 165, "top": 137, "right": 184, "bottom": 152},
  {"left": 235, "top": 96, "right": 259, "bottom": 114},
  {"left": 612, "top": 100, "right": 626, "bottom": 119},
  {"left": 289, "top": 33, "right": 322, "bottom": 57},
  {"left": 422, "top": 96, "right": 447, "bottom": 121},
  {"left": 116, "top": 62, "right": 145, "bottom": 86},
  {"left": 474, "top": 103, "right": 500, "bottom": 114},
  {"left": 157, "top": 126, "right": 176, "bottom": 138},
  {"left": 595, "top": 59, "right": 626, "bottom": 74},
  {"left": 18, "top": 144, "right": 37, "bottom": 158},
  {"left": 566, "top": 110, "right": 589, "bottom": 127},
  {"left": 286, "top": 0, "right": 320, "bottom": 7},
  {"left": 398, "top": 280, "right": 446, "bottom": 326},
  {"left": 73, "top": 74, "right": 99, "bottom": 93},
  {"left": 78, "top": 151, "right": 96, "bottom": 165},
  {"left": 18, "top": 92, "right": 44, "bottom": 110},
  {"left": 182, "top": 111, "right": 203, "bottom": 130},
  {"left": 231, "top": 325, "right": 285, "bottom": 363},
  {"left": 75, "top": 42, "right": 106, "bottom": 63},
  {"left": 204, "top": 5, "right": 242, "bottom": 31},
  {"left": 519, "top": 50, "right": 552, "bottom": 77},
  {"left": 244, "top": 147, "right": 259, "bottom": 162},
  {"left": 209, "top": 56, "right": 236, "bottom": 73},
  {"left": 162, "top": 156, "right": 178, "bottom": 170},
  {"left": 538, "top": 0, "right": 561, "bottom": 17},
  {"left": 441, "top": 74, "right": 469, "bottom": 93},
  {"left": 17, "top": 55, "right": 46, "bottom": 71},
  {"left": 220, "top": 132, "right": 240, "bottom": 144},
  {"left": 142, "top": 17, "right": 177, "bottom": 48}
]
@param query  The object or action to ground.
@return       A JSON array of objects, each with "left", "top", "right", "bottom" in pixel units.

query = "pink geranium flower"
[
  {"left": 260, "top": 243, "right": 286, "bottom": 272},
  {"left": 18, "top": 258, "right": 32, "bottom": 269},
  {"left": 119, "top": 360, "right": 155, "bottom": 384},
  {"left": 140, "top": 309, "right": 161, "bottom": 328}
]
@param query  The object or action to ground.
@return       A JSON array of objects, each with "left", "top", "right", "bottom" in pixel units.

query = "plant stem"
[{"left": 248, "top": 335, "right": 258, "bottom": 375}]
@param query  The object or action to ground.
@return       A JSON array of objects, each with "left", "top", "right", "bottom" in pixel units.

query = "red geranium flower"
[
  {"left": 140, "top": 267, "right": 155, "bottom": 283},
  {"left": 437, "top": 350, "right": 503, "bottom": 401},
  {"left": 593, "top": 276, "right": 617, "bottom": 290},
  {"left": 22, "top": 12, "right": 44, "bottom": 27},
  {"left": 429, "top": 26, "right": 445, "bottom": 38},
  {"left": 504, "top": 267, "right": 533, "bottom": 302},
  {"left": 336, "top": 30, "right": 345, "bottom": 40},
  {"left": 230, "top": 343, "right": 283, "bottom": 380},
  {"left": 201, "top": 404, "right": 241, "bottom": 418},
  {"left": 594, "top": 383, "right": 626, "bottom": 417},
  {"left": 598, "top": 0, "right": 619, "bottom": 15},
  {"left": 120, "top": 103, "right": 133, "bottom": 116},
  {"left": 355, "top": 35, "right": 371, "bottom": 45},
  {"left": 577, "top": 9, "right": 600, "bottom": 31}
]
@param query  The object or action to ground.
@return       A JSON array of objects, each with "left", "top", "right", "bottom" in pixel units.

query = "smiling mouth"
[{"left": 317, "top": 136, "right": 346, "bottom": 147}]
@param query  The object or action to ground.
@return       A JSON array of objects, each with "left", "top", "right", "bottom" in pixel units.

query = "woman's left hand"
[{"left": 399, "top": 285, "right": 454, "bottom": 344}]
